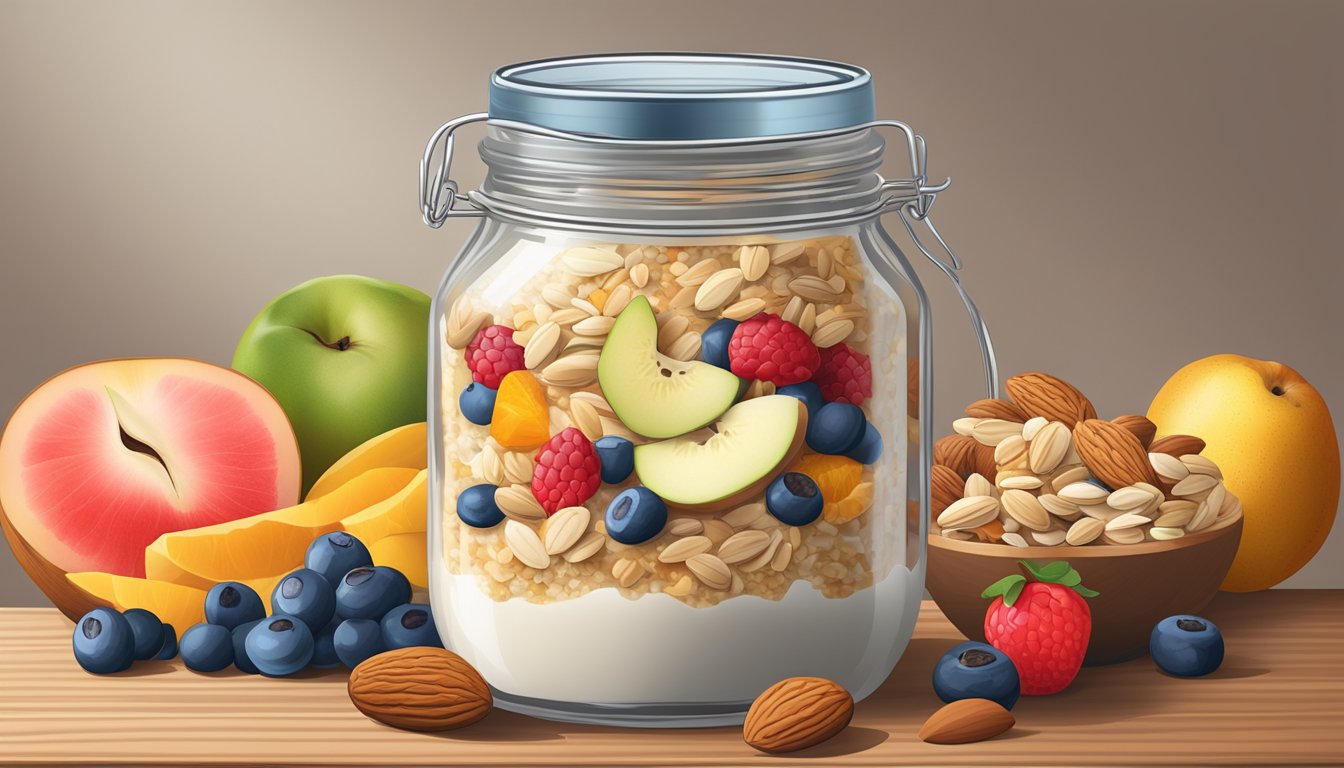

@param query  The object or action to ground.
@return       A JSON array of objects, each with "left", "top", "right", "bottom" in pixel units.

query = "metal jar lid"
[{"left": 487, "top": 52, "right": 875, "bottom": 140}]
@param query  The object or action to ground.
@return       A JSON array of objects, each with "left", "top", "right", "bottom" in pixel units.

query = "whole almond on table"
[
  {"left": 743, "top": 677, "right": 854, "bottom": 754},
  {"left": 1111, "top": 414, "right": 1158, "bottom": 448},
  {"left": 1073, "top": 418, "right": 1160, "bottom": 489},
  {"left": 348, "top": 648, "right": 492, "bottom": 732},
  {"left": 1149, "top": 433, "right": 1206, "bottom": 457},
  {"left": 1004, "top": 371, "right": 1097, "bottom": 425},
  {"left": 919, "top": 698, "right": 1015, "bottom": 744}
]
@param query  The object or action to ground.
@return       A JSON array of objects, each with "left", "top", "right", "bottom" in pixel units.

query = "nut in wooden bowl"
[
  {"left": 348, "top": 647, "right": 492, "bottom": 732},
  {"left": 743, "top": 676, "right": 854, "bottom": 754}
]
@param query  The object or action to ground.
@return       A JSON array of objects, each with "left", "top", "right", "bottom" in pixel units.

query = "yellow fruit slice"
[
  {"left": 307, "top": 422, "right": 427, "bottom": 501},
  {"left": 65, "top": 572, "right": 207, "bottom": 634},
  {"left": 145, "top": 466, "right": 419, "bottom": 590},
  {"left": 368, "top": 532, "right": 427, "bottom": 589},
  {"left": 791, "top": 454, "right": 863, "bottom": 513},
  {"left": 340, "top": 469, "right": 428, "bottom": 541},
  {"left": 824, "top": 481, "right": 874, "bottom": 525},
  {"left": 491, "top": 371, "right": 549, "bottom": 451}
]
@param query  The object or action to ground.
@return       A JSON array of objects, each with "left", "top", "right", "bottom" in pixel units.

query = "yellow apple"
[{"left": 1147, "top": 354, "right": 1339, "bottom": 592}]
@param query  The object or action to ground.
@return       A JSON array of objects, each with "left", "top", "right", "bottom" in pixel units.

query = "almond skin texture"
[
  {"left": 931, "top": 465, "right": 966, "bottom": 516},
  {"left": 1149, "top": 434, "right": 1206, "bottom": 457},
  {"left": 744, "top": 677, "right": 854, "bottom": 754},
  {"left": 965, "top": 398, "right": 1029, "bottom": 422},
  {"left": 972, "top": 442, "right": 999, "bottom": 481},
  {"left": 1111, "top": 414, "right": 1158, "bottom": 449},
  {"left": 934, "top": 434, "right": 979, "bottom": 478},
  {"left": 1074, "top": 418, "right": 1160, "bottom": 489},
  {"left": 1005, "top": 372, "right": 1097, "bottom": 425},
  {"left": 348, "top": 648, "right": 492, "bottom": 732},
  {"left": 919, "top": 698, "right": 1015, "bottom": 744}
]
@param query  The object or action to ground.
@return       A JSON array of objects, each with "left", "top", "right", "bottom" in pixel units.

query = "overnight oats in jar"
[{"left": 422, "top": 53, "right": 991, "bottom": 726}]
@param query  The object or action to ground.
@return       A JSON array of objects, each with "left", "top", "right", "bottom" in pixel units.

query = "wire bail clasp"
[{"left": 420, "top": 112, "right": 490, "bottom": 228}]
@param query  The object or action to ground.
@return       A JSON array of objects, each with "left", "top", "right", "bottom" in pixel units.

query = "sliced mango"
[
  {"left": 490, "top": 371, "right": 549, "bottom": 450},
  {"left": 146, "top": 466, "right": 419, "bottom": 590},
  {"left": 340, "top": 469, "right": 428, "bottom": 542},
  {"left": 791, "top": 454, "right": 863, "bottom": 516},
  {"left": 307, "top": 422, "right": 427, "bottom": 501},
  {"left": 65, "top": 572, "right": 207, "bottom": 634},
  {"left": 368, "top": 532, "right": 427, "bottom": 589}
]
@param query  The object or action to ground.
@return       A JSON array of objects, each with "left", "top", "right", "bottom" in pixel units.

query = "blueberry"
[
  {"left": 459, "top": 381, "right": 498, "bottom": 425},
  {"left": 335, "top": 566, "right": 412, "bottom": 621},
  {"left": 305, "top": 531, "right": 373, "bottom": 585},
  {"left": 845, "top": 420, "right": 884, "bottom": 465},
  {"left": 700, "top": 318, "right": 739, "bottom": 370},
  {"left": 805, "top": 402, "right": 866, "bottom": 455},
  {"left": 246, "top": 615, "right": 315, "bottom": 677},
  {"left": 310, "top": 619, "right": 341, "bottom": 669},
  {"left": 154, "top": 624, "right": 178, "bottom": 661},
  {"left": 777, "top": 382, "right": 824, "bottom": 416},
  {"left": 271, "top": 568, "right": 336, "bottom": 632},
  {"left": 766, "top": 472, "right": 824, "bottom": 526},
  {"left": 333, "top": 619, "right": 385, "bottom": 668},
  {"left": 72, "top": 608, "right": 135, "bottom": 674},
  {"left": 932, "top": 641, "right": 1021, "bottom": 710},
  {"left": 1150, "top": 615, "right": 1224, "bottom": 677},
  {"left": 457, "top": 483, "right": 505, "bottom": 529},
  {"left": 594, "top": 436, "right": 635, "bottom": 484},
  {"left": 381, "top": 604, "right": 442, "bottom": 650},
  {"left": 122, "top": 608, "right": 165, "bottom": 661},
  {"left": 180, "top": 623, "right": 234, "bottom": 672},
  {"left": 231, "top": 619, "right": 263, "bottom": 674},
  {"left": 204, "top": 582, "right": 266, "bottom": 630},
  {"left": 604, "top": 487, "right": 668, "bottom": 545}
]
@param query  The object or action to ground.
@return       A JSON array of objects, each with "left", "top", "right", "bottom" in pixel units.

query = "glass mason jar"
[{"left": 421, "top": 54, "right": 995, "bottom": 727}]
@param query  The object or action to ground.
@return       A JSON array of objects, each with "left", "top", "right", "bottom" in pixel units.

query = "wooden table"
[{"left": 1, "top": 591, "right": 1339, "bottom": 766}]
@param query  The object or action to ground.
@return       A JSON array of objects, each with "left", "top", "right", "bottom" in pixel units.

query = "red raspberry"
[
  {"left": 812, "top": 343, "right": 872, "bottom": 405},
  {"left": 727, "top": 313, "right": 820, "bottom": 386},
  {"left": 982, "top": 562, "right": 1095, "bottom": 695},
  {"left": 464, "top": 324, "right": 524, "bottom": 389},
  {"left": 531, "top": 427, "right": 602, "bottom": 515}
]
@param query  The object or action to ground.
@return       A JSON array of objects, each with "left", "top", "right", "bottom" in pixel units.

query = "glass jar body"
[{"left": 429, "top": 215, "right": 929, "bottom": 726}]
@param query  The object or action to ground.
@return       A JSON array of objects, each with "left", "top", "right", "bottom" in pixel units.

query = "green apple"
[
  {"left": 232, "top": 275, "right": 430, "bottom": 494},
  {"left": 597, "top": 295, "right": 741, "bottom": 438},
  {"left": 634, "top": 395, "right": 808, "bottom": 513}
]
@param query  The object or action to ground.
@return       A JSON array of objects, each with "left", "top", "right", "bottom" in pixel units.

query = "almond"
[
  {"left": 931, "top": 465, "right": 965, "bottom": 516},
  {"left": 743, "top": 677, "right": 853, "bottom": 754},
  {"left": 964, "top": 398, "right": 1028, "bottom": 422},
  {"left": 560, "top": 246, "right": 623, "bottom": 277},
  {"left": 934, "top": 435, "right": 979, "bottom": 477},
  {"left": 1027, "top": 421, "right": 1072, "bottom": 474},
  {"left": 1150, "top": 434, "right": 1206, "bottom": 457},
  {"left": 1004, "top": 372, "right": 1096, "bottom": 425},
  {"left": 973, "top": 442, "right": 999, "bottom": 480},
  {"left": 1112, "top": 414, "right": 1157, "bottom": 448},
  {"left": 348, "top": 647, "right": 492, "bottom": 731},
  {"left": 1073, "top": 418, "right": 1159, "bottom": 489},
  {"left": 918, "top": 698, "right": 1014, "bottom": 744}
]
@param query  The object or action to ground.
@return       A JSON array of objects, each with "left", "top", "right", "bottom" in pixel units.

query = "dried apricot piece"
[
  {"left": 587, "top": 288, "right": 609, "bottom": 313},
  {"left": 490, "top": 371, "right": 550, "bottom": 450},
  {"left": 790, "top": 454, "right": 862, "bottom": 507},
  {"left": 824, "top": 482, "right": 874, "bottom": 525}
]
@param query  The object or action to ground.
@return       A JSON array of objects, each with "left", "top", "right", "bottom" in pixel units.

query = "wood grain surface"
[{"left": 1, "top": 591, "right": 1340, "bottom": 766}]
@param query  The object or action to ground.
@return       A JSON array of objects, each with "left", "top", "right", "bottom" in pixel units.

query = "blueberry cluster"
[
  {"left": 72, "top": 531, "right": 441, "bottom": 676},
  {"left": 71, "top": 607, "right": 178, "bottom": 674}
]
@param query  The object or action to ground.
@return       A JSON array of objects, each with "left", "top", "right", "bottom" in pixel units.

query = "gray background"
[{"left": 1, "top": 0, "right": 1340, "bottom": 605}]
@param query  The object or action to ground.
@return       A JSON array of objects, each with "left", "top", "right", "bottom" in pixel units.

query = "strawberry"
[{"left": 981, "top": 560, "right": 1096, "bottom": 695}]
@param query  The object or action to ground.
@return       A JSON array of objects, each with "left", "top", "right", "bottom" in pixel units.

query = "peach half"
[{"left": 0, "top": 358, "right": 301, "bottom": 619}]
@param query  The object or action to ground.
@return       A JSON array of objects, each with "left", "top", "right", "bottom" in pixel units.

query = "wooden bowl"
[
  {"left": 927, "top": 518, "right": 1243, "bottom": 665},
  {"left": 0, "top": 499, "right": 98, "bottom": 622}
]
